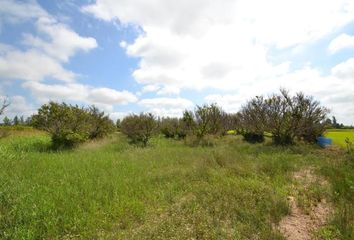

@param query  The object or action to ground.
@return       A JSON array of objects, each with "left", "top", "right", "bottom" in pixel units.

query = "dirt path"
[{"left": 277, "top": 168, "right": 332, "bottom": 240}]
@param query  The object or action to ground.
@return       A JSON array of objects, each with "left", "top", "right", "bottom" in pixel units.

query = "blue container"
[{"left": 317, "top": 136, "right": 332, "bottom": 147}]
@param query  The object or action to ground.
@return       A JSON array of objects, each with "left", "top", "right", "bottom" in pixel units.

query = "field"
[
  {"left": 325, "top": 129, "right": 354, "bottom": 148},
  {"left": 0, "top": 131, "right": 353, "bottom": 239}
]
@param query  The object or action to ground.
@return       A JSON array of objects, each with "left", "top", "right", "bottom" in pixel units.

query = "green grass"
[
  {"left": 325, "top": 129, "right": 354, "bottom": 147},
  {"left": 0, "top": 132, "right": 353, "bottom": 239}
]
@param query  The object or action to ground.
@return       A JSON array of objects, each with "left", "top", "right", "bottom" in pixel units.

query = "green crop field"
[
  {"left": 0, "top": 131, "right": 353, "bottom": 239},
  {"left": 325, "top": 129, "right": 354, "bottom": 148}
]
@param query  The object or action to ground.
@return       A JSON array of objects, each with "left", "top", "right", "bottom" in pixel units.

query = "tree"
[
  {"left": 120, "top": 113, "right": 157, "bottom": 147},
  {"left": 32, "top": 102, "right": 114, "bottom": 149},
  {"left": 0, "top": 97, "right": 10, "bottom": 115},
  {"left": 3, "top": 116, "right": 11, "bottom": 126},
  {"left": 193, "top": 103, "right": 225, "bottom": 139},
  {"left": 239, "top": 89, "right": 328, "bottom": 145},
  {"left": 87, "top": 106, "right": 115, "bottom": 139},
  {"left": 116, "top": 119, "right": 121, "bottom": 129},
  {"left": 332, "top": 116, "right": 338, "bottom": 128},
  {"left": 13, "top": 116, "right": 19, "bottom": 125},
  {"left": 239, "top": 96, "right": 267, "bottom": 143},
  {"left": 159, "top": 117, "right": 186, "bottom": 139},
  {"left": 181, "top": 110, "right": 195, "bottom": 136}
]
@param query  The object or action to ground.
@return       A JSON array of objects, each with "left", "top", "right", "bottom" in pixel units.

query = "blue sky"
[{"left": 1, "top": 0, "right": 354, "bottom": 124}]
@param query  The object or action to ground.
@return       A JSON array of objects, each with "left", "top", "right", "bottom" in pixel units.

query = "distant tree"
[
  {"left": 332, "top": 116, "right": 338, "bottom": 128},
  {"left": 116, "top": 119, "right": 121, "bottom": 129},
  {"left": 3, "top": 116, "right": 11, "bottom": 126},
  {"left": 324, "top": 118, "right": 332, "bottom": 128},
  {"left": 13, "top": 115, "right": 19, "bottom": 125},
  {"left": 25, "top": 116, "right": 33, "bottom": 126},
  {"left": 19, "top": 116, "right": 25, "bottom": 125},
  {"left": 120, "top": 113, "right": 157, "bottom": 147}
]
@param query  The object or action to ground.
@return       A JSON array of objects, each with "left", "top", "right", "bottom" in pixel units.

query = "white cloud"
[
  {"left": 204, "top": 94, "right": 245, "bottom": 113},
  {"left": 0, "top": 0, "right": 48, "bottom": 24},
  {"left": 23, "top": 17, "right": 97, "bottom": 62},
  {"left": 139, "top": 97, "right": 193, "bottom": 109},
  {"left": 204, "top": 64, "right": 354, "bottom": 125},
  {"left": 88, "top": 88, "right": 137, "bottom": 105},
  {"left": 84, "top": 0, "right": 354, "bottom": 94},
  {"left": 331, "top": 58, "right": 354, "bottom": 79},
  {"left": 0, "top": 95, "right": 35, "bottom": 119},
  {"left": 109, "top": 111, "right": 131, "bottom": 121},
  {"left": 0, "top": 49, "right": 76, "bottom": 82},
  {"left": 83, "top": 0, "right": 354, "bottom": 124},
  {"left": 23, "top": 81, "right": 138, "bottom": 108},
  {"left": 0, "top": 1, "right": 97, "bottom": 83},
  {"left": 139, "top": 97, "right": 193, "bottom": 117},
  {"left": 329, "top": 34, "right": 354, "bottom": 54}
]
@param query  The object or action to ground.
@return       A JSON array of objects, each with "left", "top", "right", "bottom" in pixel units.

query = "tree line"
[
  {"left": 121, "top": 89, "right": 330, "bottom": 146},
  {"left": 0, "top": 90, "right": 335, "bottom": 148}
]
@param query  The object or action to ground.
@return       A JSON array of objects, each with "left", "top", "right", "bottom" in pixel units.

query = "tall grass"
[{"left": 0, "top": 133, "right": 353, "bottom": 239}]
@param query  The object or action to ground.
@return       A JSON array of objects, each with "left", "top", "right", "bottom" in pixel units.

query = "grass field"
[
  {"left": 0, "top": 132, "right": 353, "bottom": 239},
  {"left": 325, "top": 129, "right": 354, "bottom": 148}
]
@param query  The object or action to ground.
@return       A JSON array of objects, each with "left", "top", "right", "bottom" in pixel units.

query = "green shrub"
[
  {"left": 87, "top": 106, "right": 115, "bottom": 139},
  {"left": 159, "top": 117, "right": 186, "bottom": 139},
  {"left": 120, "top": 113, "right": 157, "bottom": 147},
  {"left": 32, "top": 102, "right": 114, "bottom": 149},
  {"left": 240, "top": 89, "right": 328, "bottom": 145}
]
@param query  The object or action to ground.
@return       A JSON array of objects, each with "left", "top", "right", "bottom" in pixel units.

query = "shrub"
[
  {"left": 181, "top": 110, "right": 195, "bottom": 136},
  {"left": 159, "top": 117, "right": 186, "bottom": 139},
  {"left": 32, "top": 102, "right": 114, "bottom": 149},
  {"left": 222, "top": 113, "right": 241, "bottom": 135},
  {"left": 240, "top": 89, "right": 328, "bottom": 145},
  {"left": 87, "top": 106, "right": 115, "bottom": 139},
  {"left": 120, "top": 113, "right": 157, "bottom": 147},
  {"left": 193, "top": 103, "right": 226, "bottom": 139},
  {"left": 239, "top": 96, "right": 267, "bottom": 143}
]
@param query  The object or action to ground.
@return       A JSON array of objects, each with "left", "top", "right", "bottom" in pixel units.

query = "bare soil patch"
[{"left": 278, "top": 168, "right": 333, "bottom": 240}]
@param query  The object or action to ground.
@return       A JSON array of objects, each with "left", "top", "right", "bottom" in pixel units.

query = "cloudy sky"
[{"left": 1, "top": 0, "right": 354, "bottom": 124}]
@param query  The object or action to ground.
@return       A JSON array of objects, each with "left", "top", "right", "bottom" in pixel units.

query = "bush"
[
  {"left": 159, "top": 117, "right": 186, "bottom": 139},
  {"left": 120, "top": 113, "right": 157, "bottom": 147},
  {"left": 32, "top": 102, "right": 114, "bottom": 149},
  {"left": 87, "top": 106, "right": 115, "bottom": 139},
  {"left": 240, "top": 89, "right": 328, "bottom": 145},
  {"left": 239, "top": 96, "right": 267, "bottom": 143}
]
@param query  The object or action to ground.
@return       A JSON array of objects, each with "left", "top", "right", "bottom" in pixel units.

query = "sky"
[{"left": 0, "top": 0, "right": 354, "bottom": 124}]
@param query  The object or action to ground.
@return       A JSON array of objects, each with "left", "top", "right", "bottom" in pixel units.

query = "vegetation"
[
  {"left": 31, "top": 102, "right": 115, "bottom": 149},
  {"left": 240, "top": 89, "right": 328, "bottom": 145},
  {"left": 120, "top": 113, "right": 157, "bottom": 147},
  {"left": 159, "top": 117, "right": 186, "bottom": 139},
  {"left": 0, "top": 131, "right": 353, "bottom": 239},
  {"left": 325, "top": 129, "right": 354, "bottom": 148},
  {"left": 1, "top": 90, "right": 353, "bottom": 239},
  {"left": 325, "top": 116, "right": 354, "bottom": 129},
  {"left": 0, "top": 97, "right": 10, "bottom": 115}
]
